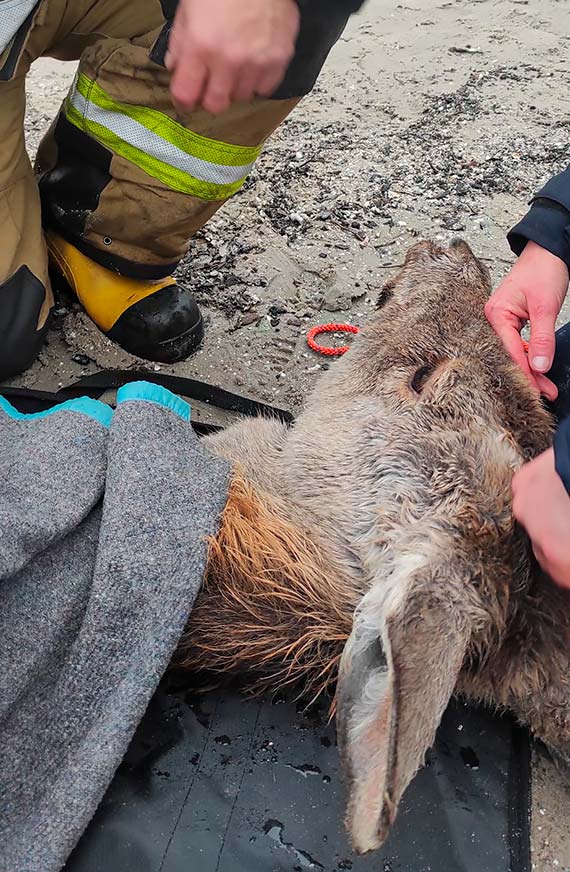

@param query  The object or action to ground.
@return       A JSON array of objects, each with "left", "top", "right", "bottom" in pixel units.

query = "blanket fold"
[{"left": 0, "top": 382, "right": 231, "bottom": 872}]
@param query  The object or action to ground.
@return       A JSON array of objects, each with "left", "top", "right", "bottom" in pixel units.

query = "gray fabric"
[{"left": 0, "top": 385, "right": 231, "bottom": 872}]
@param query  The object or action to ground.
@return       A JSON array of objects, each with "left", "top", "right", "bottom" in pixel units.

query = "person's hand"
[
  {"left": 512, "top": 447, "right": 570, "bottom": 587},
  {"left": 165, "top": 0, "right": 300, "bottom": 115},
  {"left": 485, "top": 241, "right": 569, "bottom": 401}
]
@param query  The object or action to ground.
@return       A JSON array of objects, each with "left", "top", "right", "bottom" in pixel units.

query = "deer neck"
[{"left": 178, "top": 472, "right": 359, "bottom": 698}]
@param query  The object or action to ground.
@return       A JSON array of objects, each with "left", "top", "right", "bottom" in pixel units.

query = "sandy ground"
[{"left": 18, "top": 0, "right": 570, "bottom": 868}]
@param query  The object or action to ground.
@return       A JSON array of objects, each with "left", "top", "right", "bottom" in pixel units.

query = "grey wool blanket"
[{"left": 0, "top": 381, "right": 231, "bottom": 872}]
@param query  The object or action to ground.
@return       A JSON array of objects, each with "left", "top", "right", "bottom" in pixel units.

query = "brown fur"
[
  {"left": 174, "top": 239, "right": 570, "bottom": 853},
  {"left": 178, "top": 473, "right": 358, "bottom": 702}
]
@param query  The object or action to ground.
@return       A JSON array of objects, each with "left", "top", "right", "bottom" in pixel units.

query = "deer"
[{"left": 174, "top": 239, "right": 570, "bottom": 854}]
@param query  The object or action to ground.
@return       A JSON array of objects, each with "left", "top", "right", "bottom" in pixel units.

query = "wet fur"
[
  {"left": 177, "top": 474, "right": 357, "bottom": 701},
  {"left": 176, "top": 239, "right": 570, "bottom": 852}
]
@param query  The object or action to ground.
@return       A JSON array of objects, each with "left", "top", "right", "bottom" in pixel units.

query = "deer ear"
[{"left": 336, "top": 559, "right": 473, "bottom": 854}]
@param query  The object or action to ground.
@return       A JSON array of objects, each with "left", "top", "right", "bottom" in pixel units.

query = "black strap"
[
  {"left": 1, "top": 370, "right": 294, "bottom": 435},
  {"left": 0, "top": 386, "right": 70, "bottom": 414}
]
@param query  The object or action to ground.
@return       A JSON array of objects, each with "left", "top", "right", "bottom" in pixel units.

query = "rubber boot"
[{"left": 46, "top": 232, "right": 203, "bottom": 363}]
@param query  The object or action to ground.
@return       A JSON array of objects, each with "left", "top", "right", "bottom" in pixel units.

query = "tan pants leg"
[
  {"left": 36, "top": 0, "right": 350, "bottom": 278},
  {"left": 0, "top": 75, "right": 53, "bottom": 379},
  {"left": 0, "top": 0, "right": 167, "bottom": 377}
]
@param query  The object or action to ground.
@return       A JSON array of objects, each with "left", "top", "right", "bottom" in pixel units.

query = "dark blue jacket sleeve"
[
  {"left": 329, "top": 0, "right": 366, "bottom": 9},
  {"left": 554, "top": 415, "right": 570, "bottom": 494},
  {"left": 508, "top": 168, "right": 570, "bottom": 271},
  {"left": 301, "top": 0, "right": 366, "bottom": 10}
]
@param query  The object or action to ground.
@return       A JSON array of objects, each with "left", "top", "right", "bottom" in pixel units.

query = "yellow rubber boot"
[{"left": 46, "top": 232, "right": 203, "bottom": 362}]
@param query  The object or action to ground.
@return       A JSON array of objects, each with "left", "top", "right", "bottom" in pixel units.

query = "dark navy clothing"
[
  {"left": 508, "top": 170, "right": 570, "bottom": 271},
  {"left": 549, "top": 323, "right": 570, "bottom": 420},
  {"left": 554, "top": 416, "right": 570, "bottom": 493},
  {"left": 550, "top": 323, "right": 570, "bottom": 489}
]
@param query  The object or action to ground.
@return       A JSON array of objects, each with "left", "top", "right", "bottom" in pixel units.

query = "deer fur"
[{"left": 175, "top": 239, "right": 570, "bottom": 854}]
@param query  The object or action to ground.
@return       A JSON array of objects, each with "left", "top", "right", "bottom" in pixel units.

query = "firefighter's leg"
[
  {"left": 37, "top": 0, "right": 350, "bottom": 363},
  {"left": 0, "top": 76, "right": 53, "bottom": 379}
]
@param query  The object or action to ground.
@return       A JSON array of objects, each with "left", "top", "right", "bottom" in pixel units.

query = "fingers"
[
  {"left": 493, "top": 323, "right": 557, "bottom": 399},
  {"left": 232, "top": 68, "right": 259, "bottom": 104},
  {"left": 165, "top": 16, "right": 209, "bottom": 112},
  {"left": 232, "top": 51, "right": 293, "bottom": 104},
  {"left": 254, "top": 40, "right": 296, "bottom": 97},
  {"left": 528, "top": 298, "right": 558, "bottom": 374},
  {"left": 485, "top": 295, "right": 559, "bottom": 399},
  {"left": 493, "top": 319, "right": 530, "bottom": 373},
  {"left": 536, "top": 372, "right": 559, "bottom": 402},
  {"left": 168, "top": 52, "right": 276, "bottom": 116},
  {"left": 491, "top": 318, "right": 541, "bottom": 390},
  {"left": 169, "top": 57, "right": 208, "bottom": 112},
  {"left": 202, "top": 64, "right": 234, "bottom": 114},
  {"left": 486, "top": 244, "right": 569, "bottom": 400},
  {"left": 255, "top": 61, "right": 289, "bottom": 98},
  {"left": 170, "top": 59, "right": 287, "bottom": 116}
]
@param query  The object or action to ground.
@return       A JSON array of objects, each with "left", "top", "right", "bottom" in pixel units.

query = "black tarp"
[{"left": 63, "top": 686, "right": 530, "bottom": 872}]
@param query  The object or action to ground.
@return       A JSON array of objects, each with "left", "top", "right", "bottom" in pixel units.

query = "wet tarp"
[
  {"left": 4, "top": 376, "right": 531, "bottom": 872},
  {"left": 63, "top": 685, "right": 530, "bottom": 872}
]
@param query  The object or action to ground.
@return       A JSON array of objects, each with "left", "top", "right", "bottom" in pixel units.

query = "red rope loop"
[{"left": 307, "top": 323, "right": 360, "bottom": 357}]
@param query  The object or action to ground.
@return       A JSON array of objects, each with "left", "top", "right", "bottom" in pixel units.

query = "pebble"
[
  {"left": 289, "top": 211, "right": 307, "bottom": 225},
  {"left": 72, "top": 353, "right": 92, "bottom": 366},
  {"left": 269, "top": 299, "right": 288, "bottom": 316},
  {"left": 237, "top": 312, "right": 260, "bottom": 328}
]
